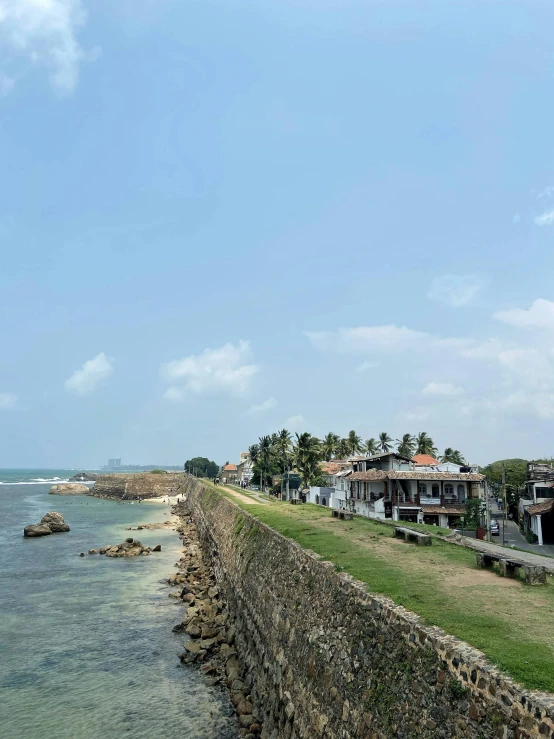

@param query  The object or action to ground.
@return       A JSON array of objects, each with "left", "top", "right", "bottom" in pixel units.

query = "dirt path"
[{"left": 220, "top": 485, "right": 267, "bottom": 505}]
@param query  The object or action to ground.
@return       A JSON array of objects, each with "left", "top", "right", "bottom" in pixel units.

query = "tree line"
[{"left": 247, "top": 429, "right": 467, "bottom": 491}]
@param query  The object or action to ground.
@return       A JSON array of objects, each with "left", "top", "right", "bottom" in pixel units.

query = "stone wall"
[
  {"left": 92, "top": 472, "right": 186, "bottom": 500},
  {"left": 182, "top": 476, "right": 554, "bottom": 739}
]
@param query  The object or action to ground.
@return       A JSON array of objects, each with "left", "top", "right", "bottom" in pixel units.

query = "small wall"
[{"left": 184, "top": 476, "right": 554, "bottom": 739}]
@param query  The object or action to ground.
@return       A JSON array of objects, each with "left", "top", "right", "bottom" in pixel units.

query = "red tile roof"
[
  {"left": 412, "top": 454, "right": 440, "bottom": 466},
  {"left": 419, "top": 506, "right": 465, "bottom": 515},
  {"left": 223, "top": 464, "right": 237, "bottom": 471},
  {"left": 349, "top": 470, "right": 484, "bottom": 482}
]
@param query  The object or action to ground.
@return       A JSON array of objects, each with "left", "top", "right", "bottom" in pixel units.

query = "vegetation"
[
  {"left": 441, "top": 448, "right": 466, "bottom": 464},
  {"left": 149, "top": 469, "right": 167, "bottom": 474},
  {"left": 216, "top": 495, "right": 554, "bottom": 692},
  {"left": 458, "top": 498, "right": 485, "bottom": 529},
  {"left": 184, "top": 457, "right": 219, "bottom": 478}
]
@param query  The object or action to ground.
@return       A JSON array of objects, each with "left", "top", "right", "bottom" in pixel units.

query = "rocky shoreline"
[{"left": 171, "top": 504, "right": 263, "bottom": 739}]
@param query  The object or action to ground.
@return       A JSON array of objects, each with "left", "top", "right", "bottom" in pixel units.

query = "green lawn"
[{"left": 213, "top": 495, "right": 554, "bottom": 693}]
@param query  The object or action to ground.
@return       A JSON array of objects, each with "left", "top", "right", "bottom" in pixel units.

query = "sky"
[{"left": 2, "top": 0, "right": 554, "bottom": 468}]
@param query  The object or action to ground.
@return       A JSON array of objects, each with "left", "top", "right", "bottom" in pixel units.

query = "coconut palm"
[
  {"left": 257, "top": 435, "right": 274, "bottom": 492},
  {"left": 336, "top": 438, "right": 351, "bottom": 460},
  {"left": 248, "top": 444, "right": 259, "bottom": 465},
  {"left": 293, "top": 432, "right": 323, "bottom": 488},
  {"left": 322, "top": 432, "right": 340, "bottom": 461},
  {"left": 346, "top": 430, "right": 363, "bottom": 456},
  {"left": 275, "top": 428, "right": 292, "bottom": 496},
  {"left": 442, "top": 448, "right": 466, "bottom": 465},
  {"left": 364, "top": 438, "right": 378, "bottom": 456},
  {"left": 415, "top": 431, "right": 438, "bottom": 457},
  {"left": 378, "top": 432, "right": 393, "bottom": 452},
  {"left": 396, "top": 433, "right": 415, "bottom": 458}
]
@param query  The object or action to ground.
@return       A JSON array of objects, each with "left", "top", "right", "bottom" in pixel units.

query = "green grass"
[{"left": 210, "top": 493, "right": 554, "bottom": 693}]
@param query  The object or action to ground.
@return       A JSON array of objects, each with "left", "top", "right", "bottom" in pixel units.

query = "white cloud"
[
  {"left": 161, "top": 340, "right": 258, "bottom": 400},
  {"left": 494, "top": 299, "right": 554, "bottom": 330},
  {"left": 284, "top": 415, "right": 305, "bottom": 430},
  {"left": 427, "top": 274, "right": 484, "bottom": 307},
  {"left": 512, "top": 212, "right": 520, "bottom": 224},
  {"left": 0, "top": 392, "right": 17, "bottom": 408},
  {"left": 534, "top": 209, "right": 554, "bottom": 226},
  {"left": 0, "top": 0, "right": 90, "bottom": 94},
  {"left": 247, "top": 397, "right": 276, "bottom": 414},
  {"left": 65, "top": 352, "right": 113, "bottom": 395},
  {"left": 422, "top": 382, "right": 465, "bottom": 397},
  {"left": 306, "top": 324, "right": 476, "bottom": 356},
  {"left": 537, "top": 186, "right": 554, "bottom": 199}
]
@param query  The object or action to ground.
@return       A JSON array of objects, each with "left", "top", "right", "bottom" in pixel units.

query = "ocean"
[{"left": 0, "top": 470, "right": 238, "bottom": 738}]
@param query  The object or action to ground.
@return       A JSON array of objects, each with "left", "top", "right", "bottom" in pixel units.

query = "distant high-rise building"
[{"left": 108, "top": 458, "right": 121, "bottom": 469}]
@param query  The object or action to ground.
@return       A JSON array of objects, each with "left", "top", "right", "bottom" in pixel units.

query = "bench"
[
  {"left": 476, "top": 552, "right": 546, "bottom": 585},
  {"left": 394, "top": 526, "right": 432, "bottom": 546},
  {"left": 332, "top": 510, "right": 353, "bottom": 520}
]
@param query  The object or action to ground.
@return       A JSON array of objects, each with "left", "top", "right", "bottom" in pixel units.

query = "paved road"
[{"left": 489, "top": 512, "right": 554, "bottom": 557}]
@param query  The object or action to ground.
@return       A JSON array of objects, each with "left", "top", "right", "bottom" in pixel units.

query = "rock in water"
[
  {"left": 24, "top": 523, "right": 52, "bottom": 537},
  {"left": 40, "top": 512, "right": 70, "bottom": 533},
  {"left": 50, "top": 483, "right": 90, "bottom": 495}
]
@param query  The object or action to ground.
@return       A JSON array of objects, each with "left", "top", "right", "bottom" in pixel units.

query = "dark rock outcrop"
[
  {"left": 40, "top": 512, "right": 70, "bottom": 532},
  {"left": 90, "top": 538, "right": 162, "bottom": 557},
  {"left": 24, "top": 512, "right": 70, "bottom": 537},
  {"left": 24, "top": 523, "right": 53, "bottom": 537}
]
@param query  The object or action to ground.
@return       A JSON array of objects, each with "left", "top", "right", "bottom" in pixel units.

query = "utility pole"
[{"left": 501, "top": 463, "right": 506, "bottom": 546}]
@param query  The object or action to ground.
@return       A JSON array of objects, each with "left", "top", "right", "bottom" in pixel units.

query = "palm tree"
[
  {"left": 257, "top": 435, "right": 274, "bottom": 492},
  {"left": 415, "top": 431, "right": 438, "bottom": 457},
  {"left": 293, "top": 432, "right": 323, "bottom": 489},
  {"left": 275, "top": 428, "right": 292, "bottom": 497},
  {"left": 396, "top": 433, "right": 415, "bottom": 458},
  {"left": 248, "top": 444, "right": 259, "bottom": 465},
  {"left": 346, "top": 430, "right": 363, "bottom": 456},
  {"left": 442, "top": 448, "right": 466, "bottom": 465},
  {"left": 378, "top": 432, "right": 393, "bottom": 452},
  {"left": 364, "top": 438, "right": 378, "bottom": 456},
  {"left": 322, "top": 432, "right": 340, "bottom": 461},
  {"left": 336, "top": 438, "right": 351, "bottom": 460}
]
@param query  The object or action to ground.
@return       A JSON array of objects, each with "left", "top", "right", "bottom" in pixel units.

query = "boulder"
[
  {"left": 102, "top": 538, "right": 162, "bottom": 558},
  {"left": 50, "top": 483, "right": 90, "bottom": 495},
  {"left": 24, "top": 523, "right": 52, "bottom": 537},
  {"left": 41, "top": 512, "right": 70, "bottom": 533}
]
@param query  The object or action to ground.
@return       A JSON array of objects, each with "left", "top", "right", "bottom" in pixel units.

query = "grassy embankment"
[{"left": 198, "top": 481, "right": 554, "bottom": 693}]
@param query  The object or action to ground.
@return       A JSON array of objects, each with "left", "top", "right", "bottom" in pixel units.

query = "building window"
[
  {"left": 444, "top": 484, "right": 454, "bottom": 499},
  {"left": 315, "top": 495, "right": 320, "bottom": 505},
  {"left": 457, "top": 484, "right": 465, "bottom": 500},
  {"left": 418, "top": 483, "right": 427, "bottom": 496},
  {"left": 432, "top": 484, "right": 440, "bottom": 498},
  {"left": 322, "top": 498, "right": 327, "bottom": 506}
]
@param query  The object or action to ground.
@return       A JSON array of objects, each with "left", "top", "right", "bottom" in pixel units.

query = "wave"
[{"left": 0, "top": 479, "right": 72, "bottom": 485}]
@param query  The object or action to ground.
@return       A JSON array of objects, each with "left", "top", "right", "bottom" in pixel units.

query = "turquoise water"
[{"left": 0, "top": 471, "right": 237, "bottom": 738}]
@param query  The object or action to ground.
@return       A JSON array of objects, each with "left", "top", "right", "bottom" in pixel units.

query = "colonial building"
[
  {"left": 221, "top": 463, "right": 238, "bottom": 484},
  {"left": 345, "top": 452, "right": 485, "bottom": 527},
  {"left": 520, "top": 463, "right": 554, "bottom": 545}
]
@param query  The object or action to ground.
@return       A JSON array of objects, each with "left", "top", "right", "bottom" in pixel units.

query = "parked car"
[{"left": 490, "top": 519, "right": 500, "bottom": 536}]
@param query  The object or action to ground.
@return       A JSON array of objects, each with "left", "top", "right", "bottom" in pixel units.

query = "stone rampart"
[
  {"left": 92, "top": 472, "right": 185, "bottom": 500},
  {"left": 183, "top": 475, "right": 554, "bottom": 739}
]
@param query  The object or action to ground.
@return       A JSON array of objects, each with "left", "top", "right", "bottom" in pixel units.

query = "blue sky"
[{"left": 2, "top": 0, "right": 554, "bottom": 467}]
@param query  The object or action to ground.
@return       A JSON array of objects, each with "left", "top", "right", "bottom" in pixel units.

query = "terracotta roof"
[
  {"left": 321, "top": 461, "right": 352, "bottom": 474},
  {"left": 412, "top": 454, "right": 440, "bottom": 466},
  {"left": 420, "top": 506, "right": 465, "bottom": 515},
  {"left": 527, "top": 499, "right": 554, "bottom": 516},
  {"left": 223, "top": 464, "right": 237, "bottom": 471},
  {"left": 349, "top": 470, "right": 484, "bottom": 482}
]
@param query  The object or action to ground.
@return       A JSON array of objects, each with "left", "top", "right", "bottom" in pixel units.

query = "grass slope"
[{"left": 211, "top": 494, "right": 554, "bottom": 693}]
